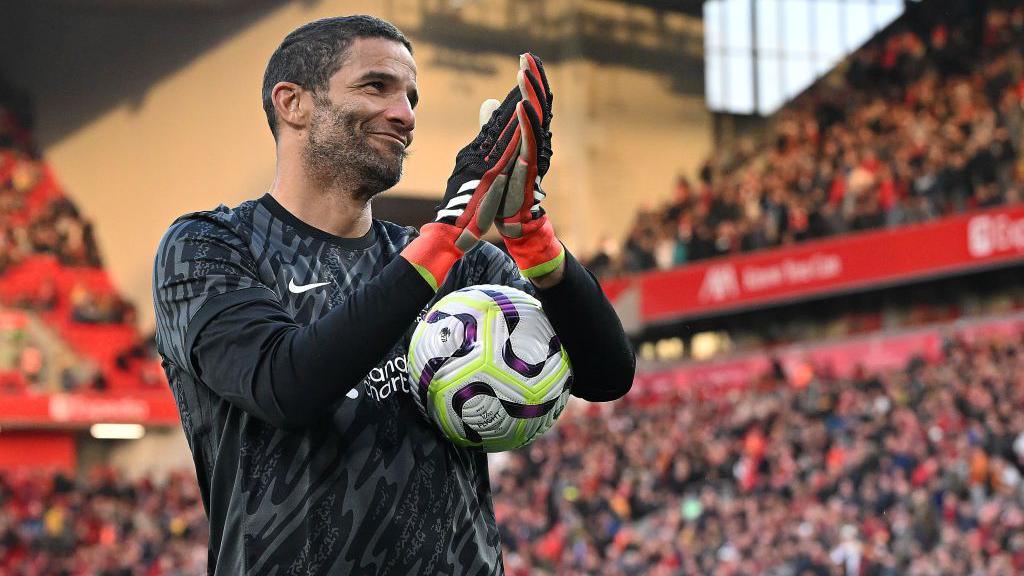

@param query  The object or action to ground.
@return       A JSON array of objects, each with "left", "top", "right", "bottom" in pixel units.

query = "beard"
[{"left": 303, "top": 94, "right": 407, "bottom": 201}]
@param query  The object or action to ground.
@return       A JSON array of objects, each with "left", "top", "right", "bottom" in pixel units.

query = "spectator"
[
  {"left": 495, "top": 333, "right": 1024, "bottom": 575},
  {"left": 587, "top": 5, "right": 1024, "bottom": 278},
  {"left": 0, "top": 469, "right": 208, "bottom": 575}
]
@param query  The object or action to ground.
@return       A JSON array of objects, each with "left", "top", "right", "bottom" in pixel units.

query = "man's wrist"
[
  {"left": 529, "top": 257, "right": 566, "bottom": 290},
  {"left": 401, "top": 223, "right": 464, "bottom": 291},
  {"left": 505, "top": 218, "right": 564, "bottom": 282}
]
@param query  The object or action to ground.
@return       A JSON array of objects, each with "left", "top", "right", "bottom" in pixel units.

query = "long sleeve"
[
  {"left": 469, "top": 242, "right": 635, "bottom": 402},
  {"left": 533, "top": 249, "right": 636, "bottom": 401},
  {"left": 153, "top": 214, "right": 436, "bottom": 430},
  {"left": 188, "top": 256, "right": 433, "bottom": 429}
]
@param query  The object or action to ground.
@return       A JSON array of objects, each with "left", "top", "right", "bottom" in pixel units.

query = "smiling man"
[{"left": 153, "top": 15, "right": 634, "bottom": 575}]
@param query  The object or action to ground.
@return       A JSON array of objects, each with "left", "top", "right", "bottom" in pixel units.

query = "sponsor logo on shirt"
[
  {"left": 364, "top": 354, "right": 413, "bottom": 402},
  {"left": 356, "top": 305, "right": 434, "bottom": 403}
]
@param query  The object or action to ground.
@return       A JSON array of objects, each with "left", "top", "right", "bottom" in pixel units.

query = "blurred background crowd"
[
  {"left": 0, "top": 469, "right": 207, "bottom": 576},
  {"left": 4, "top": 332, "right": 1022, "bottom": 575},
  {"left": 496, "top": 333, "right": 1024, "bottom": 576},
  {"left": 0, "top": 102, "right": 156, "bottom": 395},
  {"left": 585, "top": 4, "right": 1024, "bottom": 277}
]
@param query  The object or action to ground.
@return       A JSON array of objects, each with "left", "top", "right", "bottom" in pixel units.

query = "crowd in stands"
[
  {"left": 0, "top": 80, "right": 160, "bottom": 395},
  {"left": 114, "top": 334, "right": 165, "bottom": 389},
  {"left": 495, "top": 332, "right": 1024, "bottom": 576},
  {"left": 68, "top": 283, "right": 135, "bottom": 326},
  {"left": 0, "top": 315, "right": 48, "bottom": 391},
  {"left": 0, "top": 309, "right": 109, "bottom": 394},
  {"left": 0, "top": 72, "right": 104, "bottom": 285},
  {"left": 0, "top": 79, "right": 104, "bottom": 279},
  {"left": 0, "top": 468, "right": 207, "bottom": 575},
  {"left": 3, "top": 332, "right": 1021, "bottom": 575},
  {"left": 586, "top": 3, "right": 1024, "bottom": 277},
  {"left": 0, "top": 155, "right": 104, "bottom": 276}
]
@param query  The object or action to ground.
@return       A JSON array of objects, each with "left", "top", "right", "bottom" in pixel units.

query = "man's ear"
[{"left": 272, "top": 82, "right": 311, "bottom": 133}]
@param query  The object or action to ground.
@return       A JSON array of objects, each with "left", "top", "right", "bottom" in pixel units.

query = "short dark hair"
[{"left": 261, "top": 15, "right": 412, "bottom": 140}]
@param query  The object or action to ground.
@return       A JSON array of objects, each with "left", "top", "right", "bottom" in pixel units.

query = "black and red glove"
[
  {"left": 401, "top": 85, "right": 522, "bottom": 290},
  {"left": 496, "top": 53, "right": 564, "bottom": 279}
]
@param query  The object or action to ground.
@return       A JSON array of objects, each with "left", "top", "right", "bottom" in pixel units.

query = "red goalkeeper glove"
[
  {"left": 496, "top": 53, "right": 564, "bottom": 279},
  {"left": 402, "top": 86, "right": 522, "bottom": 291}
]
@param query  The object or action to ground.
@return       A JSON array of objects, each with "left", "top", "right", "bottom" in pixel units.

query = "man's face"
[{"left": 303, "top": 37, "right": 418, "bottom": 199}]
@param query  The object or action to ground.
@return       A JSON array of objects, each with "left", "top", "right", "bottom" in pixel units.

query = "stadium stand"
[
  {"left": 0, "top": 468, "right": 208, "bottom": 575},
  {"left": 0, "top": 89, "right": 164, "bottom": 395},
  {"left": 586, "top": 4, "right": 1024, "bottom": 278},
  {"left": 495, "top": 330, "right": 1024, "bottom": 576},
  {"left": 2, "top": 326, "right": 1021, "bottom": 575}
]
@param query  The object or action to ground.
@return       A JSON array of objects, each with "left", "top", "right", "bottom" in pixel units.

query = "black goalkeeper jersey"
[{"left": 153, "top": 194, "right": 535, "bottom": 575}]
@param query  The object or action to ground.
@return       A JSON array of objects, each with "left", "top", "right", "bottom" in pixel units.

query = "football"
[{"left": 407, "top": 284, "right": 573, "bottom": 452}]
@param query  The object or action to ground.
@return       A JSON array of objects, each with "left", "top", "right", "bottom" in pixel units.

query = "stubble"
[{"left": 303, "top": 94, "right": 407, "bottom": 201}]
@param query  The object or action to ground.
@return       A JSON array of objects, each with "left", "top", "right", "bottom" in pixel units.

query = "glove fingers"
[
  {"left": 485, "top": 103, "right": 522, "bottom": 163},
  {"left": 519, "top": 69, "right": 547, "bottom": 108},
  {"left": 486, "top": 86, "right": 520, "bottom": 127},
  {"left": 510, "top": 102, "right": 541, "bottom": 223},
  {"left": 479, "top": 99, "right": 501, "bottom": 128},
  {"left": 526, "top": 70, "right": 553, "bottom": 130},
  {"left": 473, "top": 132, "right": 520, "bottom": 235},
  {"left": 465, "top": 126, "right": 521, "bottom": 238},
  {"left": 489, "top": 116, "right": 517, "bottom": 161},
  {"left": 480, "top": 85, "right": 520, "bottom": 146},
  {"left": 520, "top": 54, "right": 552, "bottom": 130},
  {"left": 473, "top": 171, "right": 508, "bottom": 239},
  {"left": 517, "top": 70, "right": 545, "bottom": 126},
  {"left": 516, "top": 102, "right": 540, "bottom": 166},
  {"left": 502, "top": 149, "right": 530, "bottom": 221},
  {"left": 496, "top": 102, "right": 542, "bottom": 228},
  {"left": 517, "top": 54, "right": 552, "bottom": 180},
  {"left": 519, "top": 53, "right": 550, "bottom": 102}
]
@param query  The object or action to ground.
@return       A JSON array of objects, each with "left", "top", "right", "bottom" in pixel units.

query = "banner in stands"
[
  {"left": 631, "top": 313, "right": 1024, "bottom": 401},
  {"left": 614, "top": 204, "right": 1024, "bottom": 325},
  {"left": 0, "top": 391, "right": 179, "bottom": 426}
]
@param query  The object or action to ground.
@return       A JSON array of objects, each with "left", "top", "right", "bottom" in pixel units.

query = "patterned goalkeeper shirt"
[{"left": 153, "top": 194, "right": 633, "bottom": 575}]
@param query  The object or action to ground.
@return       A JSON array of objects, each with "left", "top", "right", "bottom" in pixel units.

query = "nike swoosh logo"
[{"left": 288, "top": 279, "right": 331, "bottom": 294}]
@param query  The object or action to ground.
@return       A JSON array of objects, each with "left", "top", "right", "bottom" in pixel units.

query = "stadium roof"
[{"left": 623, "top": 0, "right": 705, "bottom": 17}]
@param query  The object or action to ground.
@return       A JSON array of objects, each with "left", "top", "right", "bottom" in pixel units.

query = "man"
[{"left": 153, "top": 15, "right": 633, "bottom": 575}]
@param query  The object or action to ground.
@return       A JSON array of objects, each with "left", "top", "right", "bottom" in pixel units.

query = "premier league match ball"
[{"left": 407, "top": 284, "right": 573, "bottom": 452}]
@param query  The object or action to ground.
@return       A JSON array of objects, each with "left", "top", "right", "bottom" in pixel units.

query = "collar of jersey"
[{"left": 259, "top": 193, "right": 378, "bottom": 250}]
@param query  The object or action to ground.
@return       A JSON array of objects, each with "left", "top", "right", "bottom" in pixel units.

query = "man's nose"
[{"left": 385, "top": 95, "right": 415, "bottom": 133}]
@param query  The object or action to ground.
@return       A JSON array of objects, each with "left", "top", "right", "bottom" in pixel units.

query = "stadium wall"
[
  {"left": 3, "top": 0, "right": 711, "bottom": 331},
  {"left": 77, "top": 428, "right": 194, "bottom": 481},
  {"left": 0, "top": 431, "right": 76, "bottom": 473}
]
